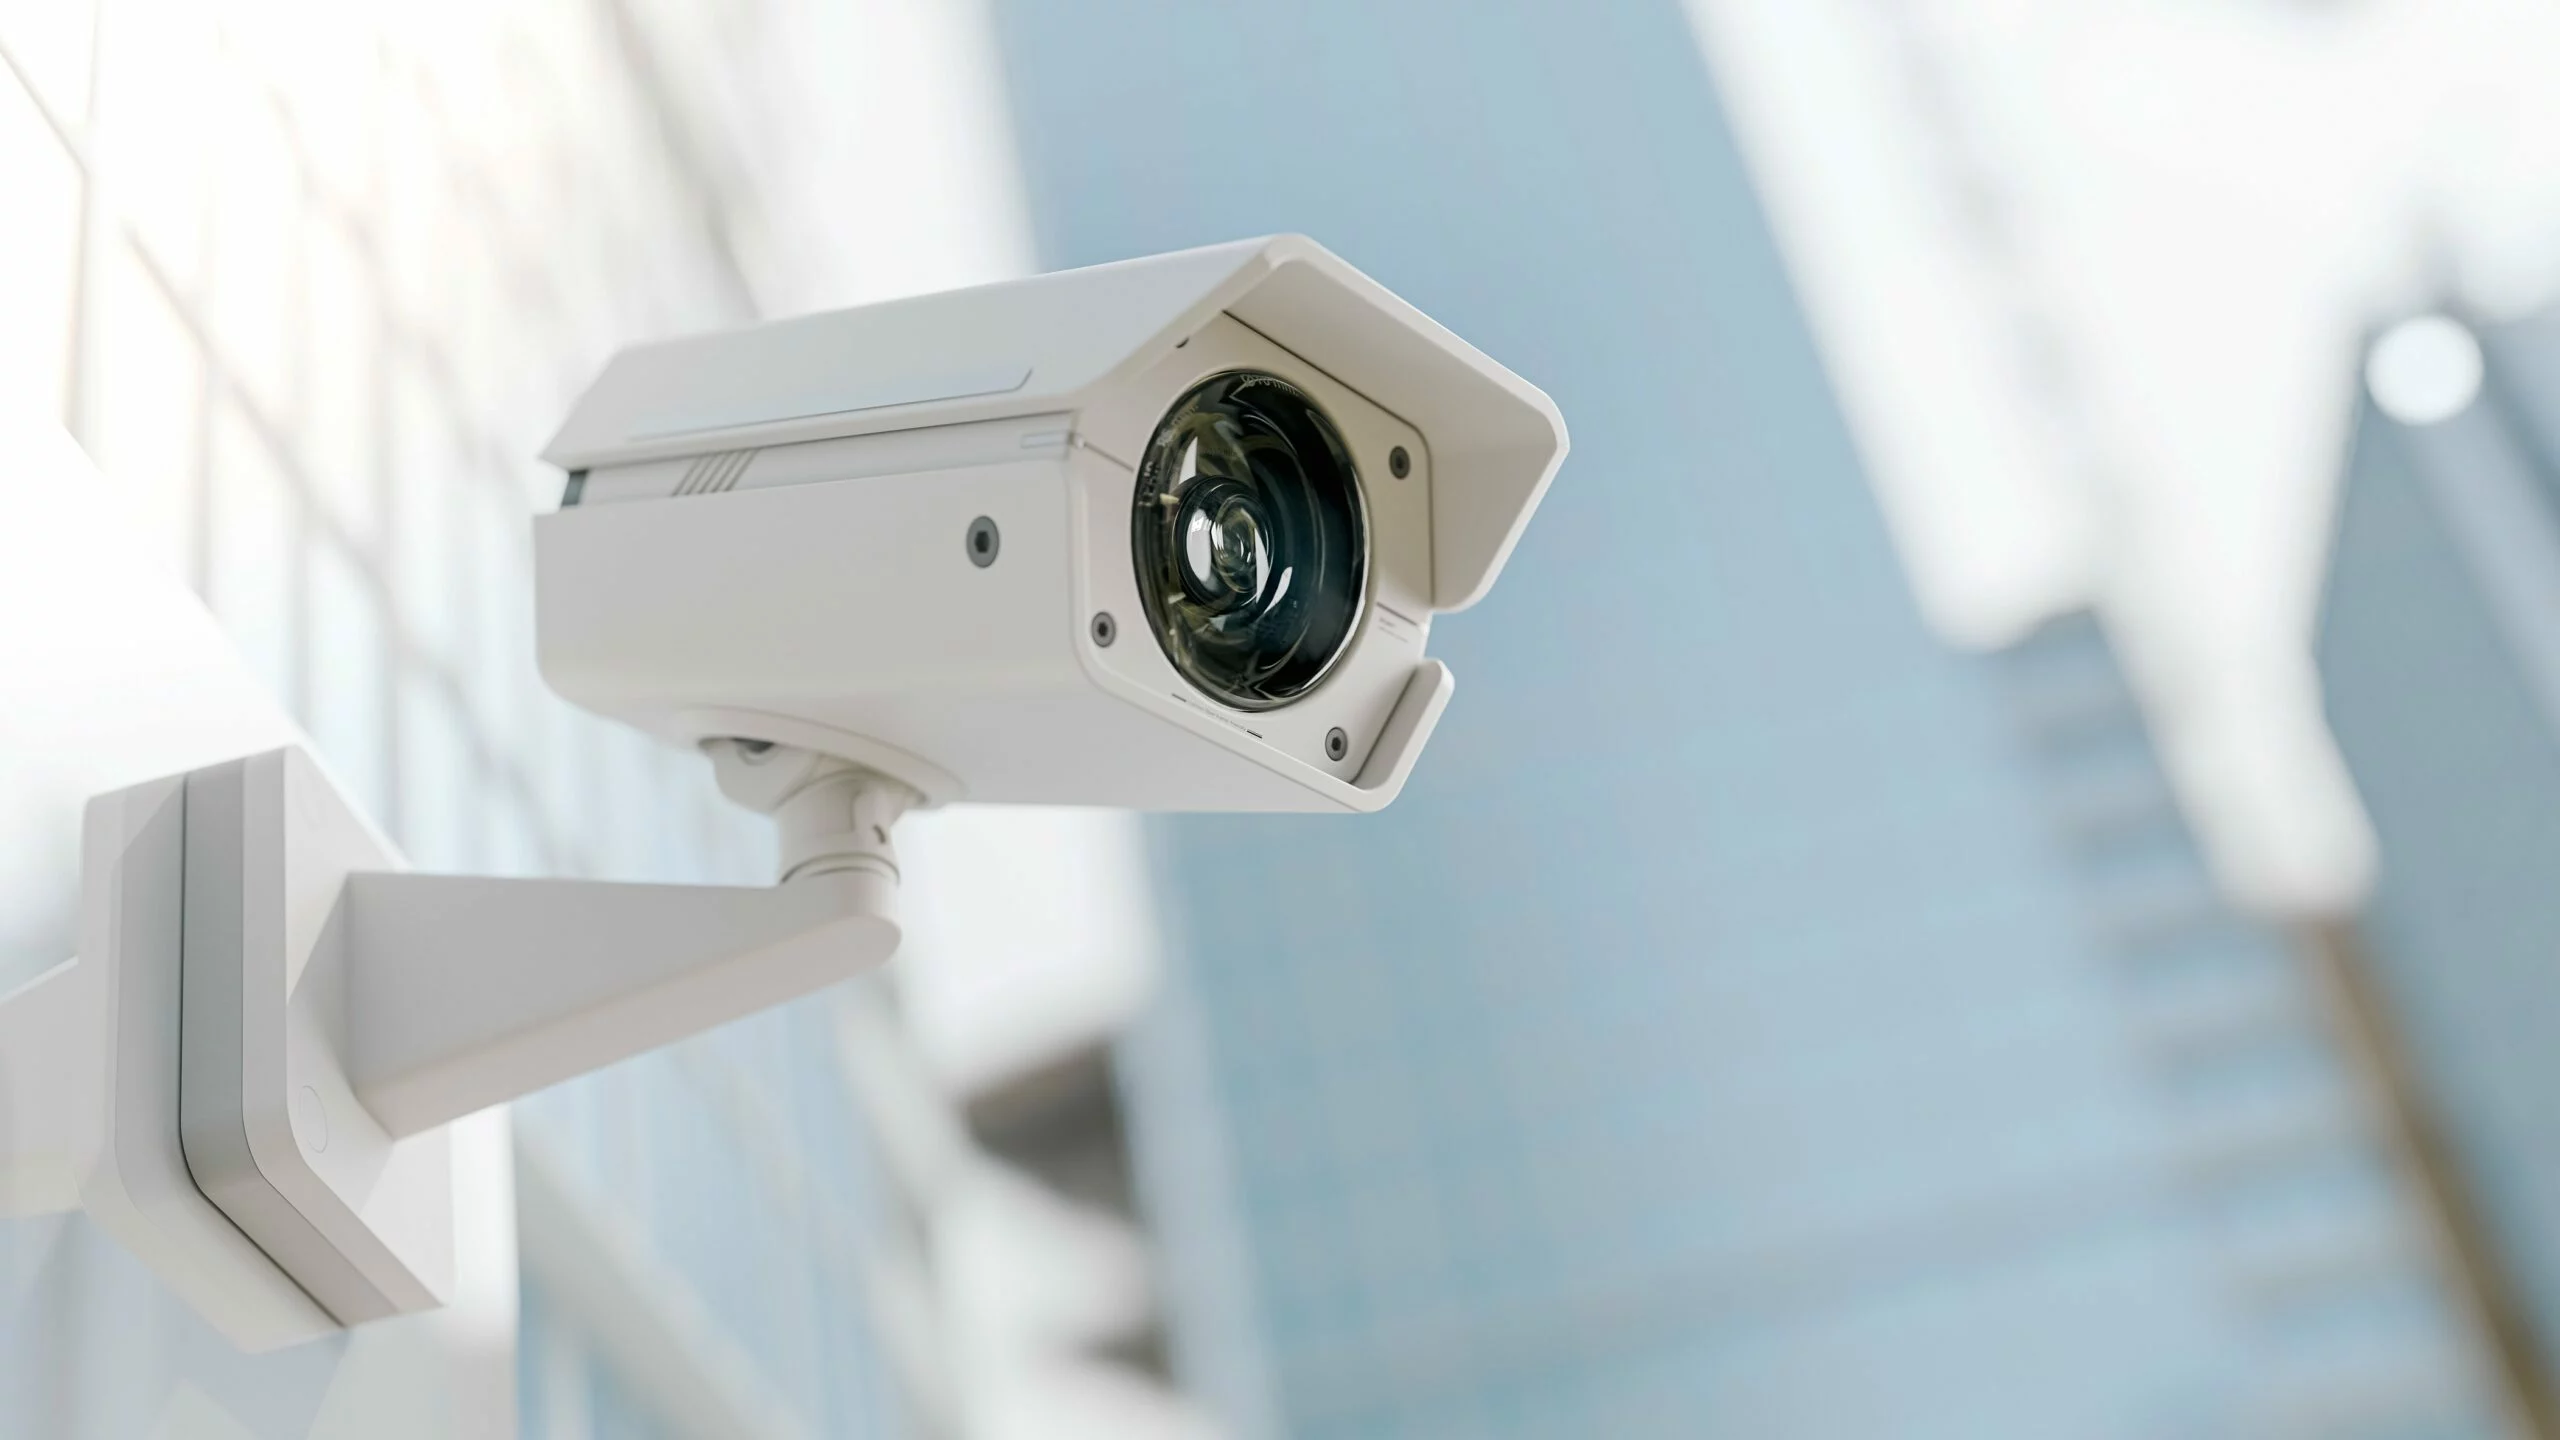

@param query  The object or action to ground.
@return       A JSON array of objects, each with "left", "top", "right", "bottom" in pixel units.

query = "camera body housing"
[{"left": 537, "top": 235, "right": 1567, "bottom": 811}]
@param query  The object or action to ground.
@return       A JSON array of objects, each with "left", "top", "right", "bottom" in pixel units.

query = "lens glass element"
[{"left": 1133, "top": 372, "right": 1368, "bottom": 710}]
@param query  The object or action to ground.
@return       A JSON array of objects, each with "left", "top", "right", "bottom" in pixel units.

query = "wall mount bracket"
[{"left": 50, "top": 743, "right": 909, "bottom": 1350}]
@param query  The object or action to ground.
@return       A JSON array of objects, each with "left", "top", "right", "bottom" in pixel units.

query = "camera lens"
[{"left": 1133, "top": 372, "right": 1368, "bottom": 711}]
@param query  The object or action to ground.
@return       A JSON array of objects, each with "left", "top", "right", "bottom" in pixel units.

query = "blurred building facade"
[
  {"left": 1682, "top": 0, "right": 2560, "bottom": 918},
  {"left": 985, "top": 1, "right": 2518, "bottom": 1434},
  {"left": 2322, "top": 309, "right": 2560, "bottom": 1405}
]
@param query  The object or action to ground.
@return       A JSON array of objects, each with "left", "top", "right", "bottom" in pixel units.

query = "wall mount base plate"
[{"left": 79, "top": 750, "right": 454, "bottom": 1352}]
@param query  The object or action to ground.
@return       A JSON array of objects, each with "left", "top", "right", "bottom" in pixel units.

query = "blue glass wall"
[
  {"left": 991, "top": 2, "right": 2495, "bottom": 1435},
  {"left": 513, "top": 998, "right": 915, "bottom": 1439},
  {"left": 2321, "top": 312, "right": 2560, "bottom": 1384}
]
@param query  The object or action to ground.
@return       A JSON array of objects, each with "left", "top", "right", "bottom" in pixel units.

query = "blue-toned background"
[{"left": 990, "top": 1, "right": 2493, "bottom": 1435}]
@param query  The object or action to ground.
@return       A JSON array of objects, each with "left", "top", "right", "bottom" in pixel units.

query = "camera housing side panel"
[
  {"left": 535, "top": 456, "right": 1083, "bottom": 791},
  {"left": 533, "top": 453, "right": 1339, "bottom": 808}
]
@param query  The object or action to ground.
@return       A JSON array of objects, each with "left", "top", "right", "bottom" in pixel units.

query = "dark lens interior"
[{"left": 1132, "top": 372, "right": 1368, "bottom": 710}]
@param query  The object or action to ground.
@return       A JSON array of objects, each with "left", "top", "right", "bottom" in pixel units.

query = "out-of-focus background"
[{"left": 8, "top": 0, "right": 2560, "bottom": 1436}]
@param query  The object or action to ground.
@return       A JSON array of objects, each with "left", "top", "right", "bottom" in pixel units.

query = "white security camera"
[
  {"left": 28, "top": 237, "right": 1563, "bottom": 1351},
  {"left": 537, "top": 233, "right": 1568, "bottom": 811}
]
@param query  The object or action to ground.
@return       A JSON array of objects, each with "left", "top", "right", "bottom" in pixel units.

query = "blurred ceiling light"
[{"left": 2366, "top": 314, "right": 2486, "bottom": 426}]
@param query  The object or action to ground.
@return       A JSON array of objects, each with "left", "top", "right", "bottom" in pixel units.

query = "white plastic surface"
[
  {"left": 347, "top": 866, "right": 900, "bottom": 1138},
  {"left": 78, "top": 772, "right": 340, "bottom": 1351},
  {"left": 1223, "top": 241, "right": 1570, "bottom": 612},
  {"left": 542, "top": 240, "right": 1261, "bottom": 467},
  {"left": 542, "top": 234, "right": 1569, "bottom": 615},
  {"left": 178, "top": 749, "right": 453, "bottom": 1327},
  {"left": 536, "top": 452, "right": 1449, "bottom": 812},
  {"left": 532, "top": 240, "right": 1529, "bottom": 814}
]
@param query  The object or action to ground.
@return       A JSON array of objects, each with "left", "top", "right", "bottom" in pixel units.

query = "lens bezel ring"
[{"left": 1130, "top": 369, "right": 1372, "bottom": 713}]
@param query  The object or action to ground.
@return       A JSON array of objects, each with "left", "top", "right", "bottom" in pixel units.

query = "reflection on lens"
[{"left": 1132, "top": 372, "right": 1368, "bottom": 710}]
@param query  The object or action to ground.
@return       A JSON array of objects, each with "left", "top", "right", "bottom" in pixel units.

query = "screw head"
[
  {"left": 1325, "top": 727, "right": 1349, "bottom": 762},
  {"left": 1389, "top": 446, "right": 1411, "bottom": 480},
  {"left": 966, "top": 516, "right": 1000, "bottom": 567},
  {"left": 291, "top": 1085, "right": 329, "bottom": 1154},
  {"left": 1091, "top": 612, "right": 1117, "bottom": 646}
]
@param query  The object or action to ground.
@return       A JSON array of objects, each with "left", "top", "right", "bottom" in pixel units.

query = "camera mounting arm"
[
  {"left": 55, "top": 739, "right": 912, "bottom": 1350},
  {"left": 352, "top": 739, "right": 911, "bottom": 1135}
]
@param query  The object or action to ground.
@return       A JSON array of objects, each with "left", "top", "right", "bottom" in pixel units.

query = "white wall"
[{"left": 0, "top": 1, "right": 1082, "bottom": 1435}]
